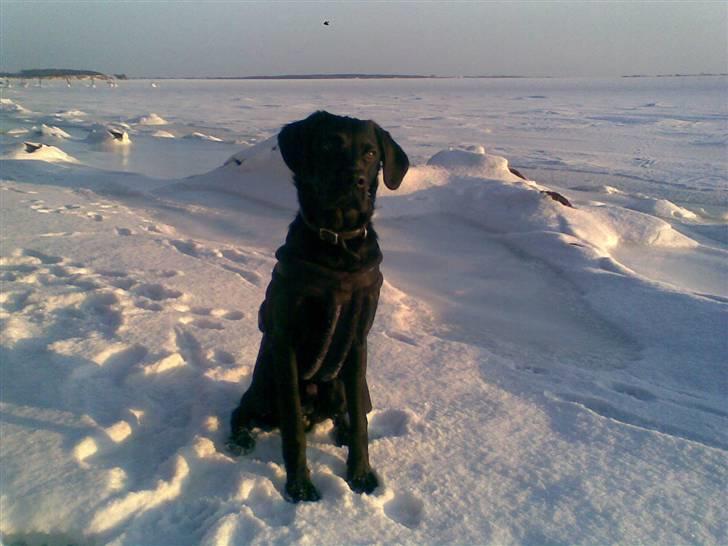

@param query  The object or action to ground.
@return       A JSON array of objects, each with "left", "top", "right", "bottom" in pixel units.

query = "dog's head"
[{"left": 278, "top": 111, "right": 409, "bottom": 231}]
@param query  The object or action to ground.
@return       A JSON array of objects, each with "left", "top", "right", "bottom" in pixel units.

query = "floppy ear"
[
  {"left": 277, "top": 118, "right": 312, "bottom": 175},
  {"left": 374, "top": 124, "right": 409, "bottom": 190}
]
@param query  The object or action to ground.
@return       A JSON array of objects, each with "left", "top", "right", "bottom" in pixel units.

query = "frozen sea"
[{"left": 1, "top": 77, "right": 726, "bottom": 545}]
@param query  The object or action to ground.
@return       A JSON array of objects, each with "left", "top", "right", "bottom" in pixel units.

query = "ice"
[{"left": 0, "top": 77, "right": 726, "bottom": 546}]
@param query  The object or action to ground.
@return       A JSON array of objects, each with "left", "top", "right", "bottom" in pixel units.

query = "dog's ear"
[
  {"left": 277, "top": 118, "right": 311, "bottom": 175},
  {"left": 374, "top": 124, "right": 409, "bottom": 190}
]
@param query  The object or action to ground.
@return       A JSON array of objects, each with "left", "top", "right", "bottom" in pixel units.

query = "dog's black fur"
[{"left": 229, "top": 111, "right": 409, "bottom": 502}]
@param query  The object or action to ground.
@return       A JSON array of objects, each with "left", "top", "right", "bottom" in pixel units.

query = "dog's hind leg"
[
  {"left": 228, "top": 411, "right": 256, "bottom": 456},
  {"left": 228, "top": 337, "right": 275, "bottom": 455}
]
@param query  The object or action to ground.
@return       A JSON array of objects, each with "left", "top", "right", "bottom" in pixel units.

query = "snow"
[
  {"left": 85, "top": 125, "right": 133, "bottom": 147},
  {"left": 33, "top": 124, "right": 72, "bottom": 139},
  {"left": 1, "top": 77, "right": 726, "bottom": 546},
  {"left": 0, "top": 98, "right": 30, "bottom": 113},
  {"left": 129, "top": 113, "right": 169, "bottom": 126},
  {"left": 5, "top": 142, "right": 79, "bottom": 163},
  {"left": 184, "top": 132, "right": 225, "bottom": 142}
]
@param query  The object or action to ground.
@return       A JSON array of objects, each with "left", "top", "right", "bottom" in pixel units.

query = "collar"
[
  {"left": 298, "top": 211, "right": 368, "bottom": 246},
  {"left": 298, "top": 211, "right": 370, "bottom": 261}
]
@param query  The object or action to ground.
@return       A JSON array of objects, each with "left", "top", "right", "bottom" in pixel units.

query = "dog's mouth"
[{"left": 297, "top": 175, "right": 375, "bottom": 232}]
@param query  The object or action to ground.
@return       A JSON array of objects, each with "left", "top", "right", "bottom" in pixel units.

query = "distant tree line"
[{"left": 0, "top": 69, "right": 115, "bottom": 79}]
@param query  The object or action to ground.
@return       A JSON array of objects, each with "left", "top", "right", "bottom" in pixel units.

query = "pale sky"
[{"left": 1, "top": 1, "right": 726, "bottom": 78}]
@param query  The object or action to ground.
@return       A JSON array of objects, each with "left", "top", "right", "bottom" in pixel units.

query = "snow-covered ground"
[{"left": 1, "top": 78, "right": 726, "bottom": 546}]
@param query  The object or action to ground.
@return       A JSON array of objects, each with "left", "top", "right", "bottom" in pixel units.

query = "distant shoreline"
[
  {"left": 2, "top": 69, "right": 726, "bottom": 81},
  {"left": 622, "top": 73, "right": 728, "bottom": 78}
]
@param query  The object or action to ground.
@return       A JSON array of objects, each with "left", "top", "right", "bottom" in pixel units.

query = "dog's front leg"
[
  {"left": 273, "top": 340, "right": 321, "bottom": 502},
  {"left": 343, "top": 340, "right": 379, "bottom": 494}
]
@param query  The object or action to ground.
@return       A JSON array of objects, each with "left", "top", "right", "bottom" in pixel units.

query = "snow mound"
[
  {"left": 53, "top": 109, "right": 86, "bottom": 119},
  {"left": 646, "top": 199, "right": 698, "bottom": 220},
  {"left": 222, "top": 135, "right": 289, "bottom": 175},
  {"left": 186, "top": 142, "right": 697, "bottom": 257},
  {"left": 162, "top": 135, "right": 296, "bottom": 209},
  {"left": 85, "top": 125, "right": 132, "bottom": 146},
  {"left": 570, "top": 185, "right": 701, "bottom": 222},
  {"left": 183, "top": 132, "right": 223, "bottom": 142},
  {"left": 33, "top": 124, "right": 72, "bottom": 139},
  {"left": 387, "top": 165, "right": 451, "bottom": 195},
  {"left": 426, "top": 147, "right": 525, "bottom": 182},
  {"left": 388, "top": 148, "right": 698, "bottom": 255},
  {"left": 130, "top": 113, "right": 168, "bottom": 125},
  {"left": 0, "top": 98, "right": 30, "bottom": 113},
  {"left": 571, "top": 184, "right": 626, "bottom": 195},
  {"left": 6, "top": 128, "right": 29, "bottom": 136},
  {"left": 588, "top": 206, "right": 698, "bottom": 249},
  {"left": 152, "top": 130, "right": 176, "bottom": 139},
  {"left": 7, "top": 142, "right": 78, "bottom": 162}
]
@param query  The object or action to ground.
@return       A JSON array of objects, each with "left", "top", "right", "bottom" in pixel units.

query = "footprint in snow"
[
  {"left": 141, "top": 222, "right": 176, "bottom": 235},
  {"left": 81, "top": 292, "right": 124, "bottom": 336},
  {"left": 168, "top": 238, "right": 208, "bottom": 258},
  {"left": 30, "top": 203, "right": 53, "bottom": 213},
  {"left": 0, "top": 262, "right": 38, "bottom": 282},
  {"left": 132, "top": 283, "right": 184, "bottom": 301},
  {"left": 0, "top": 289, "right": 32, "bottom": 312},
  {"left": 220, "top": 264, "right": 262, "bottom": 286},
  {"left": 93, "top": 343, "right": 149, "bottom": 384},
  {"left": 208, "top": 349, "right": 235, "bottom": 365},
  {"left": 384, "top": 329, "right": 419, "bottom": 346},
  {"left": 368, "top": 408, "right": 418, "bottom": 440},
  {"left": 516, "top": 364, "right": 549, "bottom": 375},
  {"left": 217, "top": 310, "right": 244, "bottom": 320},
  {"left": 173, "top": 325, "right": 207, "bottom": 368},
  {"left": 181, "top": 307, "right": 244, "bottom": 325},
  {"left": 383, "top": 490, "right": 425, "bottom": 529},
  {"left": 611, "top": 383, "right": 657, "bottom": 402},
  {"left": 236, "top": 478, "right": 295, "bottom": 527},
  {"left": 107, "top": 276, "right": 137, "bottom": 290},
  {"left": 21, "top": 248, "right": 64, "bottom": 264},
  {"left": 2, "top": 185, "right": 36, "bottom": 194},
  {"left": 179, "top": 316, "right": 225, "bottom": 330},
  {"left": 38, "top": 231, "right": 81, "bottom": 238},
  {"left": 135, "top": 299, "right": 164, "bottom": 312},
  {"left": 73, "top": 419, "right": 135, "bottom": 467},
  {"left": 221, "top": 248, "right": 250, "bottom": 264}
]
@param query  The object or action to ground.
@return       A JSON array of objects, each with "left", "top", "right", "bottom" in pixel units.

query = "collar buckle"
[{"left": 318, "top": 228, "right": 340, "bottom": 245}]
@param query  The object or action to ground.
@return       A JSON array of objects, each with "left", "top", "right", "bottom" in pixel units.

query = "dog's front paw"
[
  {"left": 284, "top": 477, "right": 321, "bottom": 503},
  {"left": 347, "top": 469, "right": 379, "bottom": 494},
  {"left": 226, "top": 428, "right": 256, "bottom": 456}
]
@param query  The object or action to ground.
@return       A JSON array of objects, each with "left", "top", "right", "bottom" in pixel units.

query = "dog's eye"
[{"left": 364, "top": 150, "right": 377, "bottom": 159}]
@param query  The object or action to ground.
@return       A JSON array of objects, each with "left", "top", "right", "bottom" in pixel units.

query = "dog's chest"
[
  {"left": 295, "top": 291, "right": 371, "bottom": 381},
  {"left": 260, "top": 259, "right": 382, "bottom": 382}
]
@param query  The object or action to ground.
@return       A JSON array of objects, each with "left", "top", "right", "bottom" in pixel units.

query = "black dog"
[{"left": 228, "top": 111, "right": 409, "bottom": 502}]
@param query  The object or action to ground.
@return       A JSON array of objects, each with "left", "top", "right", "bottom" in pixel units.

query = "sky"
[{"left": 1, "top": 1, "right": 726, "bottom": 78}]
